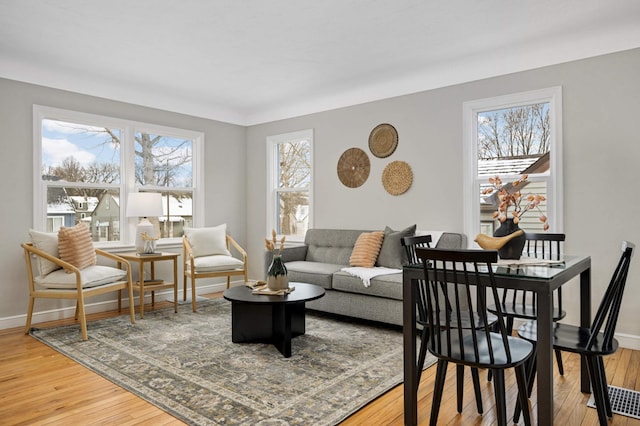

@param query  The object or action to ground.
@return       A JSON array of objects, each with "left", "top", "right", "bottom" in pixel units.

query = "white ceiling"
[{"left": 1, "top": 1, "right": 640, "bottom": 125}]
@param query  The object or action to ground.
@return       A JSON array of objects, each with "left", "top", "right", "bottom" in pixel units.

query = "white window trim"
[
  {"left": 33, "top": 105, "right": 204, "bottom": 248},
  {"left": 266, "top": 129, "right": 314, "bottom": 243},
  {"left": 462, "top": 87, "right": 563, "bottom": 246}
]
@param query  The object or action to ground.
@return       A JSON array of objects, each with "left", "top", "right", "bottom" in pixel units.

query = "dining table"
[{"left": 402, "top": 254, "right": 592, "bottom": 425}]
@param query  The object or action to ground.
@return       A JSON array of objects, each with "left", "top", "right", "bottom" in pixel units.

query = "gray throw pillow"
[{"left": 376, "top": 224, "right": 417, "bottom": 269}]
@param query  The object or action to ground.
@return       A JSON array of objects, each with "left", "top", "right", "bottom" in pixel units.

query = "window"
[
  {"left": 267, "top": 129, "right": 313, "bottom": 242},
  {"left": 34, "top": 105, "right": 204, "bottom": 246},
  {"left": 462, "top": 87, "right": 563, "bottom": 244}
]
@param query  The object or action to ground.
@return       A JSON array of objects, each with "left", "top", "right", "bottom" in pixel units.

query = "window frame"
[
  {"left": 462, "top": 87, "right": 563, "bottom": 245},
  {"left": 266, "top": 129, "right": 314, "bottom": 243},
  {"left": 33, "top": 105, "right": 204, "bottom": 248}
]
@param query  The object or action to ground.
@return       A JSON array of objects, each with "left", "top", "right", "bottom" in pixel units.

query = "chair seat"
[
  {"left": 432, "top": 331, "right": 533, "bottom": 368},
  {"left": 420, "top": 311, "right": 498, "bottom": 329},
  {"left": 189, "top": 255, "right": 245, "bottom": 273},
  {"left": 34, "top": 265, "right": 127, "bottom": 289},
  {"left": 488, "top": 303, "right": 566, "bottom": 321},
  {"left": 517, "top": 320, "right": 619, "bottom": 356}
]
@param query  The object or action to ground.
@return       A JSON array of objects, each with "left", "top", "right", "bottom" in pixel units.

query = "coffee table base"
[{"left": 230, "top": 301, "right": 306, "bottom": 357}]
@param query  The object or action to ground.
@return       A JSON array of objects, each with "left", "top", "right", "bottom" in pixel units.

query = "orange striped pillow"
[
  {"left": 58, "top": 223, "right": 96, "bottom": 272},
  {"left": 350, "top": 231, "right": 385, "bottom": 268}
]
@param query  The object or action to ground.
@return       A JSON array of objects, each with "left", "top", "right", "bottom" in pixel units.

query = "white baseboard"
[{"left": 0, "top": 280, "right": 242, "bottom": 332}]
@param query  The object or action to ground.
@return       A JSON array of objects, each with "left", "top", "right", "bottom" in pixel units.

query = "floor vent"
[{"left": 587, "top": 385, "right": 640, "bottom": 420}]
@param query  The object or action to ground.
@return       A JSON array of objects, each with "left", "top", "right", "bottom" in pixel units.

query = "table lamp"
[{"left": 127, "top": 192, "right": 163, "bottom": 253}]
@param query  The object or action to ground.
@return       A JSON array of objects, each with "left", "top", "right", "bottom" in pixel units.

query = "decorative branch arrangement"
[
  {"left": 265, "top": 229, "right": 286, "bottom": 254},
  {"left": 482, "top": 174, "right": 549, "bottom": 230}
]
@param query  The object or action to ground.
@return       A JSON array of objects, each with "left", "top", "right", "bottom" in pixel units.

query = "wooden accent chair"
[
  {"left": 416, "top": 247, "right": 534, "bottom": 426},
  {"left": 22, "top": 241, "right": 135, "bottom": 341},
  {"left": 183, "top": 225, "right": 247, "bottom": 312}
]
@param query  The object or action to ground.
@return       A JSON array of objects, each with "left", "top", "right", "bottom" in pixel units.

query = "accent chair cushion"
[
  {"left": 349, "top": 231, "right": 385, "bottom": 268},
  {"left": 376, "top": 224, "right": 417, "bottom": 269},
  {"left": 190, "top": 255, "right": 244, "bottom": 273},
  {"left": 34, "top": 265, "right": 127, "bottom": 289},
  {"left": 184, "top": 224, "right": 231, "bottom": 258},
  {"left": 29, "top": 229, "right": 61, "bottom": 276},
  {"left": 58, "top": 223, "right": 96, "bottom": 272}
]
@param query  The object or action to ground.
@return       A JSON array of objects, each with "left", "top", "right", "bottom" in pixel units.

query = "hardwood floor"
[{"left": 2, "top": 294, "right": 639, "bottom": 425}]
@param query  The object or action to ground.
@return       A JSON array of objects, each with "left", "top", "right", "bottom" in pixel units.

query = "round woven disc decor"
[
  {"left": 382, "top": 160, "right": 413, "bottom": 195},
  {"left": 368, "top": 123, "right": 398, "bottom": 158},
  {"left": 337, "top": 147, "right": 370, "bottom": 188}
]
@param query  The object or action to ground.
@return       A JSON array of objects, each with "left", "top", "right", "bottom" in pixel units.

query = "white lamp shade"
[{"left": 127, "top": 192, "right": 163, "bottom": 218}]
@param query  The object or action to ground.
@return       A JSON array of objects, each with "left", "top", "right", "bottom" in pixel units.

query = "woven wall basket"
[
  {"left": 369, "top": 123, "right": 398, "bottom": 158},
  {"left": 382, "top": 160, "right": 413, "bottom": 195},
  {"left": 337, "top": 147, "right": 370, "bottom": 188}
]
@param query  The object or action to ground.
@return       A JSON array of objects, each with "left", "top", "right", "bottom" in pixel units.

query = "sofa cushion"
[
  {"left": 29, "top": 229, "right": 61, "bottom": 276},
  {"left": 376, "top": 224, "right": 416, "bottom": 269},
  {"left": 190, "top": 255, "right": 244, "bottom": 272},
  {"left": 285, "top": 261, "right": 343, "bottom": 289},
  {"left": 332, "top": 271, "right": 403, "bottom": 300},
  {"left": 35, "top": 265, "right": 127, "bottom": 289},
  {"left": 184, "top": 224, "right": 231, "bottom": 257},
  {"left": 349, "top": 231, "right": 384, "bottom": 267},
  {"left": 305, "top": 229, "right": 366, "bottom": 264},
  {"left": 58, "top": 223, "right": 96, "bottom": 272}
]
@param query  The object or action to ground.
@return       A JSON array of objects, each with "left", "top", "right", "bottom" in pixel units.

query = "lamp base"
[{"left": 135, "top": 218, "right": 155, "bottom": 253}]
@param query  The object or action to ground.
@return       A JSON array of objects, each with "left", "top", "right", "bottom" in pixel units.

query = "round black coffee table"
[{"left": 223, "top": 282, "right": 325, "bottom": 357}]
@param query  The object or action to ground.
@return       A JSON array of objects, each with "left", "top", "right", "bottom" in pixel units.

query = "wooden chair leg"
[
  {"left": 456, "top": 365, "right": 464, "bottom": 413},
  {"left": 430, "top": 360, "right": 448, "bottom": 426},
  {"left": 555, "top": 349, "right": 564, "bottom": 375},
  {"left": 191, "top": 275, "right": 197, "bottom": 312},
  {"left": 183, "top": 272, "right": 188, "bottom": 301},
  {"left": 596, "top": 356, "right": 613, "bottom": 418},
  {"left": 226, "top": 276, "right": 231, "bottom": 289},
  {"left": 514, "top": 363, "right": 532, "bottom": 426},
  {"left": 127, "top": 283, "right": 136, "bottom": 324},
  {"left": 77, "top": 296, "right": 88, "bottom": 341},
  {"left": 416, "top": 326, "right": 430, "bottom": 385},
  {"left": 492, "top": 369, "right": 507, "bottom": 426},
  {"left": 24, "top": 296, "right": 35, "bottom": 335},
  {"left": 471, "top": 367, "right": 483, "bottom": 414},
  {"left": 587, "top": 355, "right": 609, "bottom": 426},
  {"left": 514, "top": 350, "right": 537, "bottom": 424}
]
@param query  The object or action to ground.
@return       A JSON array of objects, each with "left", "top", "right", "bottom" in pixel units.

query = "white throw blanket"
[{"left": 341, "top": 266, "right": 402, "bottom": 288}]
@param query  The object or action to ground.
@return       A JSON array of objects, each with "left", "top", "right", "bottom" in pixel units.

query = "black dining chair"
[
  {"left": 514, "top": 241, "right": 634, "bottom": 426},
  {"left": 402, "top": 235, "right": 489, "bottom": 414},
  {"left": 416, "top": 247, "right": 534, "bottom": 426},
  {"left": 487, "top": 232, "right": 566, "bottom": 379}
]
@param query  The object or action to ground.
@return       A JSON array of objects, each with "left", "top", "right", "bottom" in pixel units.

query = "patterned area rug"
[{"left": 31, "top": 298, "right": 432, "bottom": 425}]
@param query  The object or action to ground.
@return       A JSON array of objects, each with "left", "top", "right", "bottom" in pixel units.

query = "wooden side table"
[{"left": 117, "top": 252, "right": 180, "bottom": 318}]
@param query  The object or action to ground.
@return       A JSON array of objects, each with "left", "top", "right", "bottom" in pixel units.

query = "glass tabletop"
[{"left": 405, "top": 254, "right": 590, "bottom": 282}]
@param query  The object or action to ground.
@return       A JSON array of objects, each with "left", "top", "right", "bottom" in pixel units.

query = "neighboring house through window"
[
  {"left": 462, "top": 87, "right": 563, "bottom": 244},
  {"left": 266, "top": 129, "right": 313, "bottom": 242},
  {"left": 34, "top": 105, "right": 204, "bottom": 246}
]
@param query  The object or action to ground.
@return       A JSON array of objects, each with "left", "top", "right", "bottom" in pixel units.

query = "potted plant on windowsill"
[{"left": 475, "top": 174, "right": 549, "bottom": 259}]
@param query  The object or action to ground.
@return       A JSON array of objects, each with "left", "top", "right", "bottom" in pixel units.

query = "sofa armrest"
[{"left": 263, "top": 245, "right": 308, "bottom": 274}]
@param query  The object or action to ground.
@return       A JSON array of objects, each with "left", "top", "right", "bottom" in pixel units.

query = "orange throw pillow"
[
  {"left": 58, "top": 223, "right": 97, "bottom": 272},
  {"left": 350, "top": 231, "right": 385, "bottom": 268}
]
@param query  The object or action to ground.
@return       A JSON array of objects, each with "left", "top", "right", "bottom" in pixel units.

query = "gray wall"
[
  {"left": 3, "top": 48, "right": 640, "bottom": 347},
  {"left": 0, "top": 78, "right": 246, "bottom": 324},
  {"left": 247, "top": 48, "right": 640, "bottom": 346}
]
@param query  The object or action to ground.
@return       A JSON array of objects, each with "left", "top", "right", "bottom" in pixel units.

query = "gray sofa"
[{"left": 263, "top": 228, "right": 467, "bottom": 326}]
